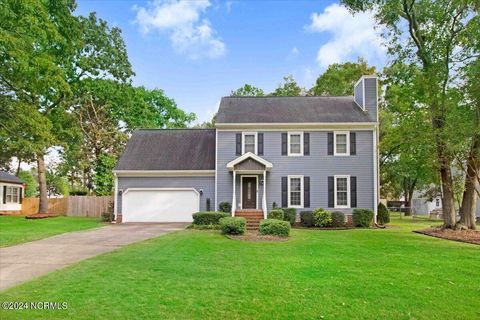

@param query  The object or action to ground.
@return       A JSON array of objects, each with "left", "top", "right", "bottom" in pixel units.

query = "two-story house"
[{"left": 113, "top": 75, "right": 379, "bottom": 224}]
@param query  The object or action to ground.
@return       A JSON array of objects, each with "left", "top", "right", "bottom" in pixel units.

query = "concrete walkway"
[{"left": 0, "top": 223, "right": 187, "bottom": 291}]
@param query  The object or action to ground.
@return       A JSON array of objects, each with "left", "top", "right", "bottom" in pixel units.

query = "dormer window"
[{"left": 242, "top": 132, "right": 257, "bottom": 154}]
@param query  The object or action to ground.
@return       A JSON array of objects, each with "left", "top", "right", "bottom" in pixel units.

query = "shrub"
[
  {"left": 101, "top": 211, "right": 114, "bottom": 222},
  {"left": 218, "top": 202, "right": 231, "bottom": 213},
  {"left": 314, "top": 208, "right": 332, "bottom": 227},
  {"left": 192, "top": 211, "right": 229, "bottom": 225},
  {"left": 259, "top": 219, "right": 290, "bottom": 237},
  {"left": 300, "top": 211, "right": 314, "bottom": 227},
  {"left": 268, "top": 209, "right": 284, "bottom": 220},
  {"left": 331, "top": 211, "right": 346, "bottom": 227},
  {"left": 190, "top": 224, "right": 221, "bottom": 230},
  {"left": 282, "top": 208, "right": 297, "bottom": 225},
  {"left": 353, "top": 209, "right": 374, "bottom": 227},
  {"left": 206, "top": 198, "right": 211, "bottom": 211},
  {"left": 377, "top": 203, "right": 390, "bottom": 225},
  {"left": 219, "top": 217, "right": 246, "bottom": 235}
]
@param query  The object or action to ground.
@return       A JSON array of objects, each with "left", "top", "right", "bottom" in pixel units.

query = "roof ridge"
[
  {"left": 136, "top": 128, "right": 215, "bottom": 131},
  {"left": 222, "top": 95, "right": 354, "bottom": 99}
]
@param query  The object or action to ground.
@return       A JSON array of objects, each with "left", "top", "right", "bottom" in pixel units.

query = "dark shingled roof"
[
  {"left": 216, "top": 96, "right": 375, "bottom": 123},
  {"left": 0, "top": 171, "right": 23, "bottom": 184},
  {"left": 115, "top": 129, "right": 215, "bottom": 171}
]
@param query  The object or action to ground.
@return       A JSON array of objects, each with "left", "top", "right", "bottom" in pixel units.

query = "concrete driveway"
[{"left": 0, "top": 223, "right": 188, "bottom": 291}]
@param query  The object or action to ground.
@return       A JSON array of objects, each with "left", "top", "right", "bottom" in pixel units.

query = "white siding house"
[{"left": 0, "top": 171, "right": 24, "bottom": 214}]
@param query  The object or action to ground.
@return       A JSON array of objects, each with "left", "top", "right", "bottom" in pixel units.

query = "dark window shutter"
[
  {"left": 19, "top": 188, "right": 23, "bottom": 204},
  {"left": 350, "top": 132, "right": 356, "bottom": 155},
  {"left": 282, "top": 177, "right": 288, "bottom": 207},
  {"left": 351, "top": 176, "right": 357, "bottom": 208},
  {"left": 236, "top": 133, "right": 242, "bottom": 155},
  {"left": 304, "top": 177, "right": 310, "bottom": 208},
  {"left": 304, "top": 133, "right": 310, "bottom": 156},
  {"left": 258, "top": 133, "right": 264, "bottom": 155},
  {"left": 328, "top": 176, "right": 334, "bottom": 208},
  {"left": 281, "top": 133, "right": 287, "bottom": 155},
  {"left": 328, "top": 132, "right": 334, "bottom": 155},
  {"left": 3, "top": 186, "right": 6, "bottom": 204}
]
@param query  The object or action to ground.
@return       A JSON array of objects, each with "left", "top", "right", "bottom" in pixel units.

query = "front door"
[{"left": 242, "top": 177, "right": 257, "bottom": 209}]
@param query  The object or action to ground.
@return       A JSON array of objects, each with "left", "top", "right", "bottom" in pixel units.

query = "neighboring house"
[
  {"left": 411, "top": 190, "right": 442, "bottom": 215},
  {"left": 0, "top": 171, "right": 24, "bottom": 214},
  {"left": 114, "top": 75, "right": 379, "bottom": 223}
]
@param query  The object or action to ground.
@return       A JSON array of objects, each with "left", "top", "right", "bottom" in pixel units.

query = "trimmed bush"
[
  {"left": 218, "top": 202, "right": 232, "bottom": 213},
  {"left": 219, "top": 217, "right": 246, "bottom": 235},
  {"left": 314, "top": 208, "right": 332, "bottom": 227},
  {"left": 331, "top": 211, "right": 346, "bottom": 227},
  {"left": 353, "top": 209, "right": 374, "bottom": 227},
  {"left": 259, "top": 219, "right": 290, "bottom": 237},
  {"left": 300, "top": 211, "right": 314, "bottom": 227},
  {"left": 377, "top": 203, "right": 390, "bottom": 225},
  {"left": 268, "top": 209, "right": 284, "bottom": 220},
  {"left": 282, "top": 208, "right": 297, "bottom": 225},
  {"left": 192, "top": 211, "right": 229, "bottom": 225}
]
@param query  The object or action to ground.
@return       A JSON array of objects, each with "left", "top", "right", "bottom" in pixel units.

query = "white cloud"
[
  {"left": 134, "top": 0, "right": 225, "bottom": 59},
  {"left": 306, "top": 3, "right": 386, "bottom": 68},
  {"left": 291, "top": 47, "right": 299, "bottom": 55}
]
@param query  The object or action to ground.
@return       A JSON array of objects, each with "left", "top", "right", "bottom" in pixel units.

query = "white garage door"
[{"left": 122, "top": 188, "right": 199, "bottom": 222}]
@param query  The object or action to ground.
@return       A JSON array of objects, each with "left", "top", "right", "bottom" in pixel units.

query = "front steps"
[{"left": 235, "top": 209, "right": 264, "bottom": 230}]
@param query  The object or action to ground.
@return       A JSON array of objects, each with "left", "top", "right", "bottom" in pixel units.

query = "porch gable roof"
[{"left": 226, "top": 152, "right": 273, "bottom": 171}]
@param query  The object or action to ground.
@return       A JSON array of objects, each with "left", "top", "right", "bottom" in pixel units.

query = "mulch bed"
[
  {"left": 25, "top": 213, "right": 60, "bottom": 219},
  {"left": 414, "top": 227, "right": 480, "bottom": 245},
  {"left": 226, "top": 231, "right": 289, "bottom": 242}
]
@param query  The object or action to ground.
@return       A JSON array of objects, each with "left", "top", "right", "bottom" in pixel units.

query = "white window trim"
[
  {"left": 287, "top": 132, "right": 303, "bottom": 156},
  {"left": 240, "top": 175, "right": 259, "bottom": 210},
  {"left": 287, "top": 175, "right": 304, "bottom": 208},
  {"left": 334, "top": 175, "right": 350, "bottom": 209},
  {"left": 5, "top": 186, "right": 20, "bottom": 204},
  {"left": 334, "top": 131, "right": 350, "bottom": 156},
  {"left": 242, "top": 132, "right": 257, "bottom": 155}
]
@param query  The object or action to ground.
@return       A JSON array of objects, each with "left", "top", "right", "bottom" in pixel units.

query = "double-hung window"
[
  {"left": 288, "top": 132, "right": 303, "bottom": 156},
  {"left": 242, "top": 132, "right": 257, "bottom": 154},
  {"left": 5, "top": 186, "right": 20, "bottom": 203},
  {"left": 288, "top": 175, "right": 303, "bottom": 208},
  {"left": 334, "top": 131, "right": 349, "bottom": 156},
  {"left": 334, "top": 175, "right": 350, "bottom": 208}
]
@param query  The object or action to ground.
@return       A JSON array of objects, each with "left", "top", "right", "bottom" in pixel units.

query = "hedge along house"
[
  {"left": 114, "top": 75, "right": 379, "bottom": 224},
  {"left": 0, "top": 171, "right": 25, "bottom": 214}
]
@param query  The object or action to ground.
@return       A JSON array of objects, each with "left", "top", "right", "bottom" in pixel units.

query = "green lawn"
[
  {"left": 0, "top": 216, "right": 102, "bottom": 247},
  {"left": 1, "top": 217, "right": 479, "bottom": 319}
]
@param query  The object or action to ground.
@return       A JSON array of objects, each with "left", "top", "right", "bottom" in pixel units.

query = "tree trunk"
[
  {"left": 16, "top": 159, "right": 21, "bottom": 176},
  {"left": 440, "top": 165, "right": 457, "bottom": 228},
  {"left": 459, "top": 134, "right": 480, "bottom": 230},
  {"left": 37, "top": 154, "right": 48, "bottom": 214}
]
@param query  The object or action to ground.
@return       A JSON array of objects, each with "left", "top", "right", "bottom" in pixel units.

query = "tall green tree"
[
  {"left": 230, "top": 84, "right": 265, "bottom": 97},
  {"left": 343, "top": 0, "right": 479, "bottom": 229},
  {"left": 1, "top": 1, "right": 134, "bottom": 213},
  {"left": 271, "top": 75, "right": 303, "bottom": 96},
  {"left": 310, "top": 59, "right": 376, "bottom": 96}
]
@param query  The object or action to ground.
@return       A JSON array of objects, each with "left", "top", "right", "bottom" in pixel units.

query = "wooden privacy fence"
[{"left": 21, "top": 196, "right": 113, "bottom": 217}]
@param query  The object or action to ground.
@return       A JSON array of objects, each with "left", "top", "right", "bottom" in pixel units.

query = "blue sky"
[{"left": 76, "top": 1, "right": 386, "bottom": 123}]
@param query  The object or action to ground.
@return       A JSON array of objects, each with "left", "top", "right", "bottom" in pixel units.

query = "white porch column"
[
  {"left": 262, "top": 170, "right": 267, "bottom": 218},
  {"left": 231, "top": 170, "right": 236, "bottom": 216}
]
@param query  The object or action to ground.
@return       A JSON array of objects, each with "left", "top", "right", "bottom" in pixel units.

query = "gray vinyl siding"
[
  {"left": 364, "top": 78, "right": 377, "bottom": 121},
  {"left": 217, "top": 130, "right": 375, "bottom": 214},
  {"left": 354, "top": 81, "right": 363, "bottom": 108},
  {"left": 117, "top": 176, "right": 215, "bottom": 213}
]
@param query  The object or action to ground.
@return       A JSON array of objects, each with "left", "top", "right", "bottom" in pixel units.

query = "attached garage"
[
  {"left": 114, "top": 129, "right": 216, "bottom": 223},
  {"left": 122, "top": 188, "right": 199, "bottom": 223}
]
